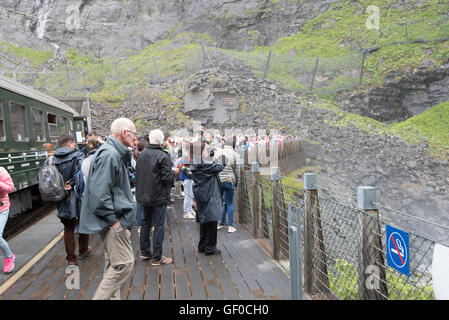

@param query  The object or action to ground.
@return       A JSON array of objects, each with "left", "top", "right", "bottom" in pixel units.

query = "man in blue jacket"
[
  {"left": 79, "top": 117, "right": 137, "bottom": 300},
  {"left": 53, "top": 134, "right": 88, "bottom": 266}
]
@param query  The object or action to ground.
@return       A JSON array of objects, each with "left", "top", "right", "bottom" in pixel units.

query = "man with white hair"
[
  {"left": 79, "top": 117, "right": 137, "bottom": 300},
  {"left": 135, "top": 129, "right": 174, "bottom": 266}
]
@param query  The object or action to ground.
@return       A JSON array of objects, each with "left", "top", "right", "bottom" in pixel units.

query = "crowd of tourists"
[{"left": 0, "top": 117, "right": 296, "bottom": 300}]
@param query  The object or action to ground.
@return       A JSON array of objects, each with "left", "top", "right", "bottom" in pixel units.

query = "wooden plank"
[
  {"left": 30, "top": 240, "right": 64, "bottom": 275},
  {"left": 17, "top": 268, "right": 52, "bottom": 300},
  {"left": 39, "top": 266, "right": 66, "bottom": 300},
  {"left": 220, "top": 239, "right": 260, "bottom": 292},
  {"left": 231, "top": 234, "right": 282, "bottom": 298},
  {"left": 128, "top": 289, "right": 143, "bottom": 300},
  {"left": 218, "top": 240, "right": 254, "bottom": 300},
  {"left": 178, "top": 215, "right": 207, "bottom": 300},
  {"left": 80, "top": 259, "right": 104, "bottom": 300},
  {"left": 132, "top": 260, "right": 147, "bottom": 288},
  {"left": 160, "top": 264, "right": 175, "bottom": 300},
  {"left": 209, "top": 255, "right": 239, "bottom": 299},
  {"left": 145, "top": 267, "right": 160, "bottom": 300},
  {"left": 197, "top": 253, "right": 215, "bottom": 281},
  {"left": 175, "top": 272, "right": 191, "bottom": 300},
  {"left": 227, "top": 224, "right": 291, "bottom": 299},
  {"left": 167, "top": 206, "right": 185, "bottom": 270},
  {"left": 72, "top": 255, "right": 103, "bottom": 300},
  {"left": 206, "top": 280, "right": 223, "bottom": 299},
  {"left": 0, "top": 279, "right": 28, "bottom": 300}
]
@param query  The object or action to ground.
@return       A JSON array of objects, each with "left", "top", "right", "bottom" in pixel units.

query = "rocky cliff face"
[
  {"left": 336, "top": 62, "right": 449, "bottom": 123},
  {"left": 0, "top": 0, "right": 335, "bottom": 57}
]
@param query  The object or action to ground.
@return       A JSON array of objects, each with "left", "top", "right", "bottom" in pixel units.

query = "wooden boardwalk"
[{"left": 0, "top": 200, "right": 290, "bottom": 300}]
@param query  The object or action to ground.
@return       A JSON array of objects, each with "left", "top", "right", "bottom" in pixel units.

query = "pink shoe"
[{"left": 4, "top": 253, "right": 15, "bottom": 274}]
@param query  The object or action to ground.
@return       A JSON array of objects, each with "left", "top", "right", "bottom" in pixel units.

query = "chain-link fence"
[{"left": 235, "top": 142, "right": 443, "bottom": 300}]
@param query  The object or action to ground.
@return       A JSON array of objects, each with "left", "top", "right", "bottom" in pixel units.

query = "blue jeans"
[
  {"left": 140, "top": 204, "right": 167, "bottom": 262},
  {"left": 0, "top": 209, "right": 12, "bottom": 258},
  {"left": 136, "top": 204, "right": 143, "bottom": 226},
  {"left": 182, "top": 179, "right": 194, "bottom": 214},
  {"left": 220, "top": 182, "right": 235, "bottom": 227}
]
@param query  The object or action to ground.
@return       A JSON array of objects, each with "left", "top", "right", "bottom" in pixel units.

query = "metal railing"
[{"left": 235, "top": 145, "right": 443, "bottom": 300}]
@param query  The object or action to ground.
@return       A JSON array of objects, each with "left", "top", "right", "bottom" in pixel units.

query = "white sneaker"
[
  {"left": 217, "top": 224, "right": 226, "bottom": 230},
  {"left": 188, "top": 210, "right": 196, "bottom": 217},
  {"left": 183, "top": 213, "right": 195, "bottom": 219},
  {"left": 228, "top": 226, "right": 237, "bottom": 233}
]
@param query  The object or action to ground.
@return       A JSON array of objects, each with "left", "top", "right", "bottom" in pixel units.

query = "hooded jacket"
[
  {"left": 135, "top": 144, "right": 175, "bottom": 207},
  {"left": 78, "top": 136, "right": 136, "bottom": 234},
  {"left": 52, "top": 146, "right": 85, "bottom": 220},
  {"left": 190, "top": 161, "right": 225, "bottom": 224}
]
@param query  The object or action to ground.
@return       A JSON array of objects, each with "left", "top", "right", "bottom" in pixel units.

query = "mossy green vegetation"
[
  {"left": 0, "top": 41, "right": 52, "bottom": 67},
  {"left": 329, "top": 258, "right": 434, "bottom": 300},
  {"left": 388, "top": 101, "right": 449, "bottom": 157},
  {"left": 334, "top": 101, "right": 449, "bottom": 158},
  {"left": 252, "top": 0, "right": 449, "bottom": 88}
]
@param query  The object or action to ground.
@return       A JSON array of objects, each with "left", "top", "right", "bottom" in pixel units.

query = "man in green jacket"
[{"left": 79, "top": 117, "right": 137, "bottom": 300}]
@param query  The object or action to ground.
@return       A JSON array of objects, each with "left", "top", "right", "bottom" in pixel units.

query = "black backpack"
[{"left": 38, "top": 156, "right": 67, "bottom": 202}]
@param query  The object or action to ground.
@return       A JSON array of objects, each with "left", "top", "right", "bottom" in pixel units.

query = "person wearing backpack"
[{"left": 52, "top": 134, "right": 91, "bottom": 266}]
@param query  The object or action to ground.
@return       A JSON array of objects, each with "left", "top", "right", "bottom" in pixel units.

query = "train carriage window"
[
  {"left": 58, "top": 116, "right": 68, "bottom": 135},
  {"left": 9, "top": 101, "right": 29, "bottom": 142},
  {"left": 0, "top": 102, "right": 5, "bottom": 141},
  {"left": 31, "top": 108, "right": 45, "bottom": 142},
  {"left": 48, "top": 113, "right": 58, "bottom": 142}
]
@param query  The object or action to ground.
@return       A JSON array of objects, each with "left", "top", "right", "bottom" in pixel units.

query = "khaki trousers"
[{"left": 93, "top": 224, "right": 134, "bottom": 300}]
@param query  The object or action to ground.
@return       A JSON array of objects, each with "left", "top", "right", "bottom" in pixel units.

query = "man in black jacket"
[
  {"left": 53, "top": 134, "right": 90, "bottom": 265},
  {"left": 135, "top": 129, "right": 175, "bottom": 266}
]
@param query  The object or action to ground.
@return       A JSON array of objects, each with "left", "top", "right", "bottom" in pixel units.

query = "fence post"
[
  {"left": 303, "top": 173, "right": 330, "bottom": 297},
  {"left": 81, "top": 69, "right": 92, "bottom": 133},
  {"left": 65, "top": 63, "right": 71, "bottom": 86},
  {"left": 251, "top": 162, "right": 262, "bottom": 238},
  {"left": 357, "top": 186, "right": 388, "bottom": 300},
  {"left": 295, "top": 206, "right": 302, "bottom": 299},
  {"left": 202, "top": 45, "right": 205, "bottom": 67},
  {"left": 238, "top": 148, "right": 249, "bottom": 224},
  {"left": 113, "top": 60, "right": 120, "bottom": 83},
  {"left": 309, "top": 57, "right": 319, "bottom": 93},
  {"left": 288, "top": 203, "right": 302, "bottom": 300},
  {"left": 271, "top": 166, "right": 281, "bottom": 260},
  {"left": 405, "top": 17, "right": 408, "bottom": 42},
  {"left": 263, "top": 50, "right": 272, "bottom": 80},
  {"left": 359, "top": 50, "right": 366, "bottom": 86},
  {"left": 152, "top": 56, "right": 159, "bottom": 81}
]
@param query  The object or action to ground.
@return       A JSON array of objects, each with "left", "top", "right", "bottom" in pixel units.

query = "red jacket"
[{"left": 0, "top": 166, "right": 15, "bottom": 213}]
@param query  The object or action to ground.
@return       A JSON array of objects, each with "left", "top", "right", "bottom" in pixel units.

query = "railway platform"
[{"left": 0, "top": 200, "right": 291, "bottom": 300}]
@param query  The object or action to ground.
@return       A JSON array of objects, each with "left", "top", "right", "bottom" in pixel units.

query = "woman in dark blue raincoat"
[{"left": 190, "top": 140, "right": 226, "bottom": 255}]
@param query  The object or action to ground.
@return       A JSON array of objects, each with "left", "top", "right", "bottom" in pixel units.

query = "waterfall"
[{"left": 35, "top": 0, "right": 54, "bottom": 39}]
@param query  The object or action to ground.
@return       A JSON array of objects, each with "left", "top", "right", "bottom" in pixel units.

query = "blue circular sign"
[{"left": 388, "top": 231, "right": 408, "bottom": 268}]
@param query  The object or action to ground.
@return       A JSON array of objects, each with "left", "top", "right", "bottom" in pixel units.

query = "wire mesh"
[
  {"left": 301, "top": 191, "right": 435, "bottom": 300},
  {"left": 235, "top": 156, "right": 438, "bottom": 300}
]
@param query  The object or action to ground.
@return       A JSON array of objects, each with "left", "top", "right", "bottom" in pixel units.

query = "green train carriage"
[{"left": 0, "top": 75, "right": 86, "bottom": 217}]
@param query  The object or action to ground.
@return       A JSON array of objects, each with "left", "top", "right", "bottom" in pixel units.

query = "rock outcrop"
[{"left": 336, "top": 62, "right": 449, "bottom": 122}]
